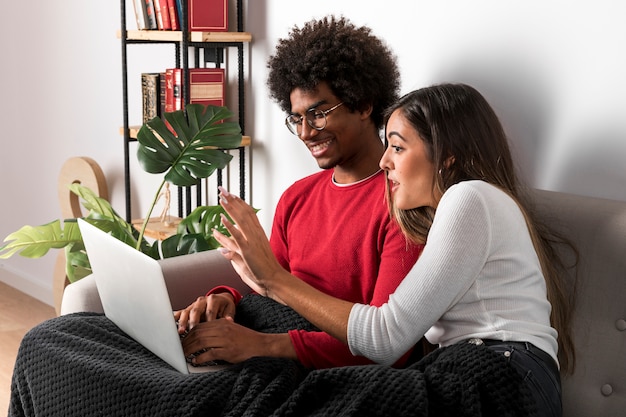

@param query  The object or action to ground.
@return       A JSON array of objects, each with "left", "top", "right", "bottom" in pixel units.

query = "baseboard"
[{"left": 0, "top": 266, "right": 54, "bottom": 307}]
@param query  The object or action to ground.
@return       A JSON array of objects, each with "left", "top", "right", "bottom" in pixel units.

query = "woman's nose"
[{"left": 379, "top": 147, "right": 392, "bottom": 171}]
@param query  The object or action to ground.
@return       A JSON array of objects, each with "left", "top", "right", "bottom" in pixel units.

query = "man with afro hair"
[{"left": 178, "top": 16, "right": 424, "bottom": 369}]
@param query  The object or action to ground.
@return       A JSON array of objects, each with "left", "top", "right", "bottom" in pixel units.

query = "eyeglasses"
[{"left": 285, "top": 102, "right": 344, "bottom": 136}]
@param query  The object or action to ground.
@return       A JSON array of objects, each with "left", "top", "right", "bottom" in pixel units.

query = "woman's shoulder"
[
  {"left": 447, "top": 180, "right": 508, "bottom": 199},
  {"left": 443, "top": 181, "right": 514, "bottom": 212}
]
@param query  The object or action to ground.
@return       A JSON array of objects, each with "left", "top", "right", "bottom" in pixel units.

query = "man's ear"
[{"left": 359, "top": 103, "right": 373, "bottom": 121}]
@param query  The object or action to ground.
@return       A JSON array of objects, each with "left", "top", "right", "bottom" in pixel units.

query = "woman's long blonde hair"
[{"left": 384, "top": 84, "right": 576, "bottom": 373}]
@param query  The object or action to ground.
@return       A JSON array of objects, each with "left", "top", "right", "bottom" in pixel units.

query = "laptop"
[{"left": 78, "top": 218, "right": 248, "bottom": 374}]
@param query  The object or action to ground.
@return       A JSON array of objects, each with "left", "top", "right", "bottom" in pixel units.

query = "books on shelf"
[
  {"left": 141, "top": 73, "right": 161, "bottom": 123},
  {"left": 163, "top": 68, "right": 225, "bottom": 113},
  {"left": 131, "top": 0, "right": 227, "bottom": 31},
  {"left": 147, "top": 68, "right": 224, "bottom": 133}
]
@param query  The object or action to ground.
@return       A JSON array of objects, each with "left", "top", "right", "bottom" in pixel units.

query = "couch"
[
  {"left": 529, "top": 189, "right": 626, "bottom": 416},
  {"left": 60, "top": 188, "right": 626, "bottom": 417}
]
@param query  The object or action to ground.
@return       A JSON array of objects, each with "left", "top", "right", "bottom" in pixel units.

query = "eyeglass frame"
[{"left": 285, "top": 102, "right": 344, "bottom": 136}]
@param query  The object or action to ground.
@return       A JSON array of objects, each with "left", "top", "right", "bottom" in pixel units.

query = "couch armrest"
[
  {"left": 159, "top": 250, "right": 251, "bottom": 311},
  {"left": 60, "top": 273, "right": 103, "bottom": 315},
  {"left": 60, "top": 250, "right": 251, "bottom": 315}
]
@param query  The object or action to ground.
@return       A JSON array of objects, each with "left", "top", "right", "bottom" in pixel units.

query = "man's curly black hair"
[{"left": 267, "top": 16, "right": 400, "bottom": 130}]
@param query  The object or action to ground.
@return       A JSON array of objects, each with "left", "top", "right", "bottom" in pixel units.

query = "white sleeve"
[{"left": 347, "top": 183, "right": 493, "bottom": 365}]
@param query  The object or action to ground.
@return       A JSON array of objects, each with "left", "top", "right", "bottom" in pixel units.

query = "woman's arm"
[
  {"left": 214, "top": 184, "right": 494, "bottom": 365},
  {"left": 212, "top": 189, "right": 354, "bottom": 343}
]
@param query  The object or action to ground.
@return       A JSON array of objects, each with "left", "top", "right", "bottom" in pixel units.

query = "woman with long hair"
[{"left": 213, "top": 83, "right": 575, "bottom": 417}]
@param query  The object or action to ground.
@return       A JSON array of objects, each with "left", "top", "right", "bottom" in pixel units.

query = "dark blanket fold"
[{"left": 10, "top": 294, "right": 534, "bottom": 417}]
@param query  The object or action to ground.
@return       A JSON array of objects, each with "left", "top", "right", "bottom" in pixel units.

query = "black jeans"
[{"left": 470, "top": 339, "right": 562, "bottom": 417}]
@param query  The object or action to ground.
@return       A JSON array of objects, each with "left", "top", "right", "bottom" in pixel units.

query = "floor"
[{"left": 0, "top": 282, "right": 56, "bottom": 415}]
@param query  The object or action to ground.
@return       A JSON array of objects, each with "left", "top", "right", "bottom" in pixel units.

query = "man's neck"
[
  {"left": 332, "top": 142, "right": 385, "bottom": 184},
  {"left": 332, "top": 164, "right": 382, "bottom": 185}
]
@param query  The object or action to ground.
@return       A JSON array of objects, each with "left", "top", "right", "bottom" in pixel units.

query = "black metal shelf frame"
[{"left": 119, "top": 0, "right": 247, "bottom": 222}]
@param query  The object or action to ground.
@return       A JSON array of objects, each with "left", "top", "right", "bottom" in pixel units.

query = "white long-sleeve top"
[{"left": 348, "top": 180, "right": 558, "bottom": 366}]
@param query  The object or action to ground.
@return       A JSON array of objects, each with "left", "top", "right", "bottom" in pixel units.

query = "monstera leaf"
[{"left": 137, "top": 104, "right": 242, "bottom": 186}]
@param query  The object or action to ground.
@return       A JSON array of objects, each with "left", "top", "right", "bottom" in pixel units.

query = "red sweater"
[{"left": 271, "top": 170, "right": 423, "bottom": 368}]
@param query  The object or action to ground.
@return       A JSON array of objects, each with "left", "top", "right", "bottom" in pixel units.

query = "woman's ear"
[{"left": 444, "top": 155, "right": 456, "bottom": 169}]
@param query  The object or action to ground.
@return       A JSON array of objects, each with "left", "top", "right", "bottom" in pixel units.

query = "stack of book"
[
  {"left": 142, "top": 68, "right": 226, "bottom": 124},
  {"left": 132, "top": 0, "right": 228, "bottom": 31}
]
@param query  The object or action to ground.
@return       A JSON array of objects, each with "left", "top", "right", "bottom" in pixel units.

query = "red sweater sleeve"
[{"left": 205, "top": 285, "right": 243, "bottom": 305}]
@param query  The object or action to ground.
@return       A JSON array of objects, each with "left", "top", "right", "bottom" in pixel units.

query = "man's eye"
[{"left": 288, "top": 115, "right": 303, "bottom": 124}]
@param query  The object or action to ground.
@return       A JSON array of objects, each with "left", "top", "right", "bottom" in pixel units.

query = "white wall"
[{"left": 1, "top": 0, "right": 625, "bottom": 305}]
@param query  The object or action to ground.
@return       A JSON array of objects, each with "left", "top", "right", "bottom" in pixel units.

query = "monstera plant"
[{"left": 0, "top": 104, "right": 243, "bottom": 283}]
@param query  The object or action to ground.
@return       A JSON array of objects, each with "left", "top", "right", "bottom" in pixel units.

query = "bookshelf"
[{"left": 119, "top": 0, "right": 251, "bottom": 229}]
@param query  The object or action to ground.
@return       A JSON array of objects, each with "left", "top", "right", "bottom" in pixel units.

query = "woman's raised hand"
[{"left": 213, "top": 187, "right": 285, "bottom": 301}]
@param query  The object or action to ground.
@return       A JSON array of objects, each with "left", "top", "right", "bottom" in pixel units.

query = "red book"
[
  {"left": 187, "top": 0, "right": 228, "bottom": 32},
  {"left": 153, "top": 0, "right": 171, "bottom": 30},
  {"left": 188, "top": 68, "right": 225, "bottom": 108},
  {"left": 164, "top": 69, "right": 174, "bottom": 114},
  {"left": 166, "top": 0, "right": 179, "bottom": 30},
  {"left": 163, "top": 69, "right": 178, "bottom": 135}
]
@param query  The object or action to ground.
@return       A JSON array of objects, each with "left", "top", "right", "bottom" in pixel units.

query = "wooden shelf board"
[
  {"left": 120, "top": 126, "right": 251, "bottom": 148},
  {"left": 118, "top": 30, "right": 252, "bottom": 43},
  {"left": 132, "top": 217, "right": 182, "bottom": 240}
]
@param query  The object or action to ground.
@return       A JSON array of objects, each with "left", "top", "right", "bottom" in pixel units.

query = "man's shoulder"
[{"left": 289, "top": 170, "right": 332, "bottom": 189}]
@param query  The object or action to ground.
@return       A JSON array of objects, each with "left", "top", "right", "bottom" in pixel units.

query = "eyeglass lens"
[{"left": 285, "top": 103, "right": 342, "bottom": 136}]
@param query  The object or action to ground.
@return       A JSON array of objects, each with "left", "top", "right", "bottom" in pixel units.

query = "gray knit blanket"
[{"left": 9, "top": 294, "right": 534, "bottom": 417}]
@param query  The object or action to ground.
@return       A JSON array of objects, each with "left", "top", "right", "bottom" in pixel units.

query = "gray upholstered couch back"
[{"left": 529, "top": 189, "right": 626, "bottom": 416}]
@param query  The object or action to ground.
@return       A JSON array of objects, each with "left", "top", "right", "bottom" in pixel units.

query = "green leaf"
[
  {"left": 65, "top": 241, "right": 90, "bottom": 283},
  {"left": 160, "top": 233, "right": 213, "bottom": 258},
  {"left": 65, "top": 184, "right": 142, "bottom": 249},
  {"left": 175, "top": 205, "right": 259, "bottom": 250},
  {"left": 0, "top": 220, "right": 81, "bottom": 259},
  {"left": 70, "top": 184, "right": 133, "bottom": 233},
  {"left": 136, "top": 104, "right": 242, "bottom": 187}
]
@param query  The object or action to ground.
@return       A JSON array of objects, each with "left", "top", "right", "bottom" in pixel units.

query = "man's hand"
[
  {"left": 181, "top": 318, "right": 296, "bottom": 364},
  {"left": 174, "top": 292, "right": 236, "bottom": 334}
]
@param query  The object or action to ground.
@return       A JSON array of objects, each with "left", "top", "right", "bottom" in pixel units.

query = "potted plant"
[{"left": 0, "top": 104, "right": 244, "bottom": 283}]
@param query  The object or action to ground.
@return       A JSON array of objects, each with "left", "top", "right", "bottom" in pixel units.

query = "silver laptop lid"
[{"left": 78, "top": 218, "right": 191, "bottom": 374}]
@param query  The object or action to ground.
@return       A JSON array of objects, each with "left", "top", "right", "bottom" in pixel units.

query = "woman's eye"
[{"left": 391, "top": 145, "right": 403, "bottom": 152}]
